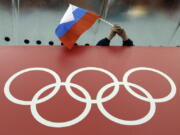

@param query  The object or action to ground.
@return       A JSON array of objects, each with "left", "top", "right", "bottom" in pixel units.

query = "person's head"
[
  {"left": 74, "top": 43, "right": 78, "bottom": 46},
  {"left": 85, "top": 43, "right": 90, "bottom": 46}
]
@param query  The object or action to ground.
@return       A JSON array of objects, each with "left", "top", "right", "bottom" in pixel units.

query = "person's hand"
[
  {"left": 113, "top": 24, "right": 129, "bottom": 41},
  {"left": 107, "top": 27, "right": 116, "bottom": 40}
]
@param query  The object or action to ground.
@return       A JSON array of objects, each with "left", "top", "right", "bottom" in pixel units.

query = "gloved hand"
[
  {"left": 107, "top": 27, "right": 117, "bottom": 40},
  {"left": 113, "top": 24, "right": 129, "bottom": 41}
]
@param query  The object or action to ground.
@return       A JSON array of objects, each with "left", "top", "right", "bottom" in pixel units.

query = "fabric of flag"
[{"left": 55, "top": 4, "right": 100, "bottom": 49}]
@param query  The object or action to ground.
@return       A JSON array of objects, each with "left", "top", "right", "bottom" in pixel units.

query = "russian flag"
[{"left": 55, "top": 4, "right": 100, "bottom": 49}]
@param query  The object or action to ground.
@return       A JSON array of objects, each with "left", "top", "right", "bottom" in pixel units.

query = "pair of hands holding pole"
[{"left": 107, "top": 24, "right": 129, "bottom": 41}]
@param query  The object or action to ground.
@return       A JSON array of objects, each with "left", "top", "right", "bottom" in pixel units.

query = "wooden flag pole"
[{"left": 99, "top": 18, "right": 113, "bottom": 27}]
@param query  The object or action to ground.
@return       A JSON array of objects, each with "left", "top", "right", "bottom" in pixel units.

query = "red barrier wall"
[{"left": 0, "top": 46, "right": 180, "bottom": 135}]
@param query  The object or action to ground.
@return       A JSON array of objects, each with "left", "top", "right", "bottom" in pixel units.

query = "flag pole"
[
  {"left": 99, "top": 18, "right": 113, "bottom": 27},
  {"left": 168, "top": 21, "right": 180, "bottom": 45}
]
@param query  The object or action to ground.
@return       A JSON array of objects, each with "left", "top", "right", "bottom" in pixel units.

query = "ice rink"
[{"left": 0, "top": 0, "right": 179, "bottom": 46}]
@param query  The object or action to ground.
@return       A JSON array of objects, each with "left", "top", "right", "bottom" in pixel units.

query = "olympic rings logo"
[{"left": 4, "top": 67, "right": 176, "bottom": 128}]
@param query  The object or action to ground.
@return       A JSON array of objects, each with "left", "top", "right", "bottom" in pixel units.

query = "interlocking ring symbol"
[{"left": 4, "top": 67, "right": 176, "bottom": 128}]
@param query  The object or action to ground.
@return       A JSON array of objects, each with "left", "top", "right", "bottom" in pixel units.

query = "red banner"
[{"left": 0, "top": 46, "right": 180, "bottom": 135}]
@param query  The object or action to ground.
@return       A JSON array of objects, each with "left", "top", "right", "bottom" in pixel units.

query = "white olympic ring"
[
  {"left": 3, "top": 67, "right": 176, "bottom": 128},
  {"left": 4, "top": 68, "right": 61, "bottom": 105},
  {"left": 123, "top": 67, "right": 176, "bottom": 103},
  {"left": 97, "top": 82, "right": 156, "bottom": 125},
  {"left": 65, "top": 67, "right": 119, "bottom": 104},
  {"left": 31, "top": 82, "right": 92, "bottom": 128}
]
